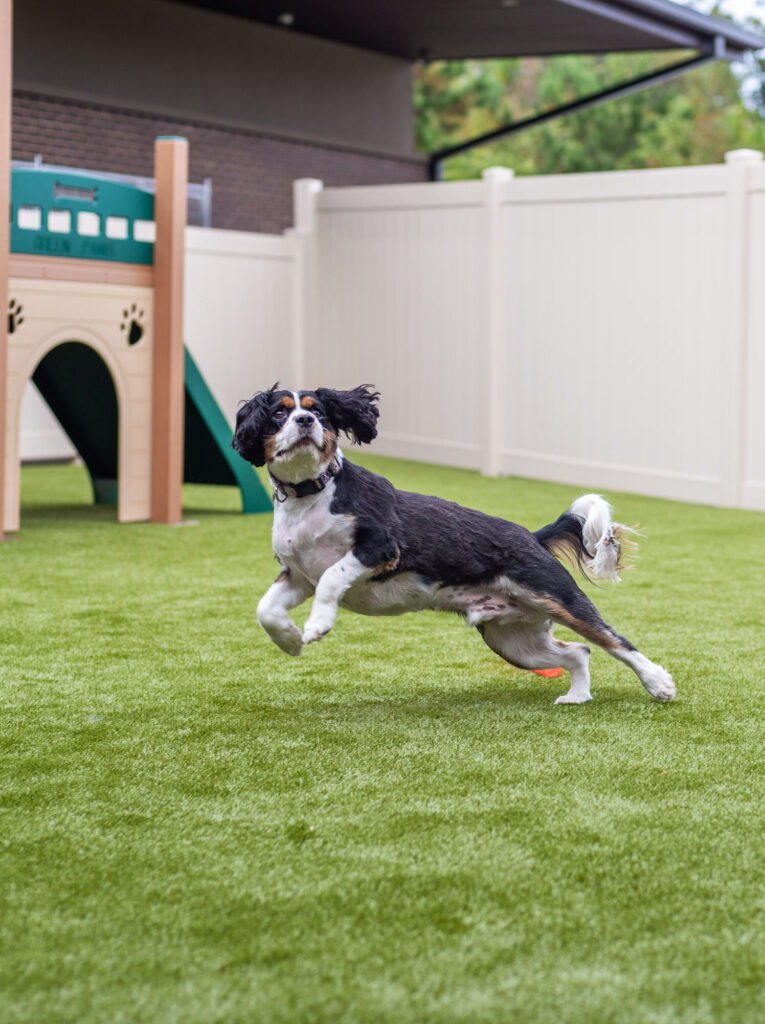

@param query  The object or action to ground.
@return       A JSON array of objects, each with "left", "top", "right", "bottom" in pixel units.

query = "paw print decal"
[
  {"left": 8, "top": 299, "right": 24, "bottom": 335},
  {"left": 120, "top": 303, "right": 145, "bottom": 346}
]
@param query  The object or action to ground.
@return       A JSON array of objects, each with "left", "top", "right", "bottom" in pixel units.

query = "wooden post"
[
  {"left": 151, "top": 136, "right": 188, "bottom": 524},
  {"left": 0, "top": 0, "right": 13, "bottom": 539}
]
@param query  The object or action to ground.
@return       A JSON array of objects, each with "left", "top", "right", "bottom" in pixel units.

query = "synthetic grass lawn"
[{"left": 1, "top": 456, "right": 764, "bottom": 1024}]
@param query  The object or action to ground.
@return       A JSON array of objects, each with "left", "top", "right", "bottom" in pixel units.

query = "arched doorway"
[
  {"left": 32, "top": 341, "right": 120, "bottom": 505},
  {"left": 4, "top": 276, "right": 154, "bottom": 533}
]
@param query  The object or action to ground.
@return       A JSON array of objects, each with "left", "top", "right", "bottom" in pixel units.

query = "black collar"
[{"left": 269, "top": 457, "right": 342, "bottom": 502}]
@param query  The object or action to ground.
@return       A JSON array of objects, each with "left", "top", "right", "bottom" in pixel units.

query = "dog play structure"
[{"left": 2, "top": 136, "right": 270, "bottom": 533}]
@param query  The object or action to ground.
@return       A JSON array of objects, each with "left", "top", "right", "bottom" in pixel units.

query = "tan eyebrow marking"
[
  {"left": 281, "top": 396, "right": 296, "bottom": 409},
  {"left": 300, "top": 396, "right": 316, "bottom": 409}
]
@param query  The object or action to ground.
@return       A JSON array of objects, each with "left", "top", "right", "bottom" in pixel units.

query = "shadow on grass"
[
  {"left": 19, "top": 502, "right": 118, "bottom": 525},
  {"left": 18, "top": 502, "right": 250, "bottom": 527},
  {"left": 181, "top": 506, "right": 246, "bottom": 519},
  {"left": 18, "top": 465, "right": 259, "bottom": 526},
  {"left": 233, "top": 674, "right": 660, "bottom": 724}
]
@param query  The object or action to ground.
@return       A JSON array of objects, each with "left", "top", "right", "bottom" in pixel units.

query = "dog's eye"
[{"left": 274, "top": 408, "right": 288, "bottom": 420}]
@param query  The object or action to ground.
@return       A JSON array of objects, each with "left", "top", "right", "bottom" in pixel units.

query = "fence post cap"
[
  {"left": 292, "top": 178, "right": 323, "bottom": 234},
  {"left": 293, "top": 178, "right": 324, "bottom": 193},
  {"left": 482, "top": 166, "right": 515, "bottom": 182},
  {"left": 725, "top": 149, "right": 764, "bottom": 164}
]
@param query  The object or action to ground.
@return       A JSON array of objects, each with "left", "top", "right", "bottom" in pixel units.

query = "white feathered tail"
[{"left": 535, "top": 493, "right": 635, "bottom": 582}]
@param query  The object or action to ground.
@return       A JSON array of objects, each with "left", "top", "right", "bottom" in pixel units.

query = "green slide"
[
  {"left": 31, "top": 343, "right": 271, "bottom": 514},
  {"left": 181, "top": 348, "right": 271, "bottom": 513}
]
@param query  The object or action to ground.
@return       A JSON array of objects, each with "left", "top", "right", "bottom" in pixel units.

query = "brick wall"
[{"left": 12, "top": 91, "right": 427, "bottom": 234}]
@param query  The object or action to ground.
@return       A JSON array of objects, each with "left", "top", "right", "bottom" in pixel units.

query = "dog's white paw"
[
  {"left": 268, "top": 623, "right": 304, "bottom": 656},
  {"left": 302, "top": 604, "right": 336, "bottom": 646},
  {"left": 302, "top": 623, "right": 331, "bottom": 645},
  {"left": 642, "top": 666, "right": 676, "bottom": 702},
  {"left": 554, "top": 692, "right": 592, "bottom": 705},
  {"left": 275, "top": 631, "right": 304, "bottom": 657}
]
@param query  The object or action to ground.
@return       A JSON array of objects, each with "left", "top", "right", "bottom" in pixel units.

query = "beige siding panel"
[{"left": 14, "top": 0, "right": 417, "bottom": 159}]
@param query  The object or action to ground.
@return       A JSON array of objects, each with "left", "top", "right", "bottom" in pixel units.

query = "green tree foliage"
[{"left": 414, "top": 46, "right": 765, "bottom": 179}]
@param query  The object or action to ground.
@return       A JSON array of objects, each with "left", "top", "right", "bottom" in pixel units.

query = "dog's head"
[{"left": 232, "top": 384, "right": 380, "bottom": 480}]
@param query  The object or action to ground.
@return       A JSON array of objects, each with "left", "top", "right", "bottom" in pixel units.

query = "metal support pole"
[{"left": 428, "top": 50, "right": 717, "bottom": 181}]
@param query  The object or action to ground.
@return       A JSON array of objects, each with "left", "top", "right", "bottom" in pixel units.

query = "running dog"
[{"left": 232, "top": 384, "right": 675, "bottom": 704}]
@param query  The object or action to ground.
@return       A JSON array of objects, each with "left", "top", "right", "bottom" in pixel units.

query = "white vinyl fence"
[
  {"left": 19, "top": 154, "right": 765, "bottom": 512},
  {"left": 184, "top": 226, "right": 297, "bottom": 421},
  {"left": 300, "top": 151, "right": 765, "bottom": 511}
]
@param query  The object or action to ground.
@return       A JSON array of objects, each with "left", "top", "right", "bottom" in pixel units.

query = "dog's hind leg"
[
  {"left": 526, "top": 574, "right": 675, "bottom": 701},
  {"left": 607, "top": 647, "right": 676, "bottom": 702},
  {"left": 479, "top": 619, "right": 593, "bottom": 704}
]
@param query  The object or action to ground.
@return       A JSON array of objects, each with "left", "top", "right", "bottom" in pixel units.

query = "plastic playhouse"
[{"left": 2, "top": 136, "right": 270, "bottom": 533}]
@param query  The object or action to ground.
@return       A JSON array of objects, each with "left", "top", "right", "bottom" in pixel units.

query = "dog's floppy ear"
[
  {"left": 316, "top": 385, "right": 380, "bottom": 445},
  {"left": 232, "top": 383, "right": 278, "bottom": 467}
]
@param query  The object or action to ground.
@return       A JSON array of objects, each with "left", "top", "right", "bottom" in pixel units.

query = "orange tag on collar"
[{"left": 533, "top": 668, "right": 563, "bottom": 678}]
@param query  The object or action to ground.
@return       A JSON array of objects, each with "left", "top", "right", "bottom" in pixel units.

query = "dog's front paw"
[
  {"left": 274, "top": 628, "right": 304, "bottom": 657},
  {"left": 302, "top": 622, "right": 331, "bottom": 646},
  {"left": 302, "top": 602, "right": 336, "bottom": 646}
]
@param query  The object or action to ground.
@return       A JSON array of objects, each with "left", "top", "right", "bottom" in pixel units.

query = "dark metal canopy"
[{"left": 171, "top": 0, "right": 765, "bottom": 62}]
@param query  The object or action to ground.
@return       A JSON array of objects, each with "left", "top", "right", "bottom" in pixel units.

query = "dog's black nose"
[{"left": 294, "top": 414, "right": 314, "bottom": 428}]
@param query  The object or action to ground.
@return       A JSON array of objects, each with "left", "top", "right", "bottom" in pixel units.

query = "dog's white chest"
[{"left": 272, "top": 486, "right": 355, "bottom": 585}]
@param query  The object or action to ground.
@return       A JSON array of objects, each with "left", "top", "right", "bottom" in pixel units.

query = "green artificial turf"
[{"left": 1, "top": 455, "right": 764, "bottom": 1024}]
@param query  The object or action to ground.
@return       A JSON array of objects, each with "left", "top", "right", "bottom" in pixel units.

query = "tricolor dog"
[{"left": 232, "top": 384, "right": 675, "bottom": 704}]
